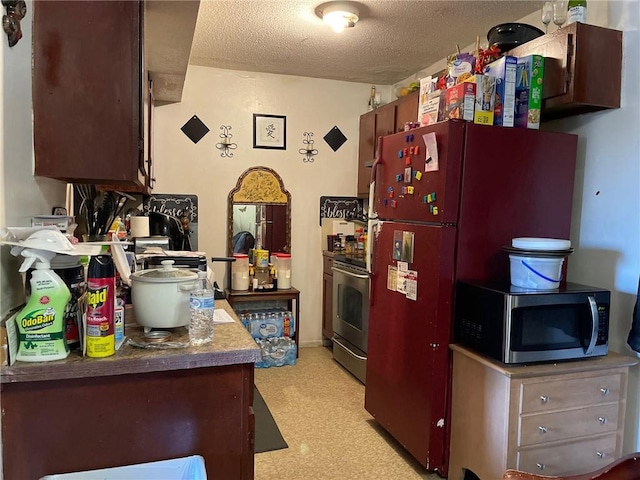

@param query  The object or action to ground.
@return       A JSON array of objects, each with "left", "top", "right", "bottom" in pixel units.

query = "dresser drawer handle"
[
  {"left": 598, "top": 417, "right": 607, "bottom": 425},
  {"left": 539, "top": 426, "right": 548, "bottom": 434},
  {"left": 600, "top": 387, "right": 610, "bottom": 396},
  {"left": 597, "top": 451, "right": 606, "bottom": 459},
  {"left": 536, "top": 463, "right": 546, "bottom": 471},
  {"left": 540, "top": 395, "right": 549, "bottom": 404}
]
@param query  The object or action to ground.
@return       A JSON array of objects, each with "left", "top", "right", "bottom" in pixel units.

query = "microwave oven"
[{"left": 454, "top": 281, "right": 610, "bottom": 364}]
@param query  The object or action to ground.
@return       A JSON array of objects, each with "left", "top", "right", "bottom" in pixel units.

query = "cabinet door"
[
  {"left": 395, "top": 92, "right": 419, "bottom": 133},
  {"left": 374, "top": 103, "right": 396, "bottom": 144},
  {"left": 357, "top": 111, "right": 376, "bottom": 197},
  {"left": 33, "top": 0, "right": 144, "bottom": 186},
  {"left": 507, "top": 23, "right": 622, "bottom": 120},
  {"left": 322, "top": 272, "right": 334, "bottom": 340}
]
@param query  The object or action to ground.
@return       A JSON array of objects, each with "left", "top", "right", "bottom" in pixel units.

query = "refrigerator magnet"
[
  {"left": 398, "top": 150, "right": 403, "bottom": 158},
  {"left": 405, "top": 157, "right": 411, "bottom": 166},
  {"left": 396, "top": 174, "right": 403, "bottom": 182},
  {"left": 404, "top": 167, "right": 412, "bottom": 183},
  {"left": 414, "top": 171, "right": 422, "bottom": 181},
  {"left": 387, "top": 265, "right": 398, "bottom": 291},
  {"left": 393, "top": 231, "right": 403, "bottom": 260},
  {"left": 404, "top": 270, "right": 418, "bottom": 301},
  {"left": 407, "top": 186, "right": 414, "bottom": 195},
  {"left": 401, "top": 231, "right": 415, "bottom": 263}
]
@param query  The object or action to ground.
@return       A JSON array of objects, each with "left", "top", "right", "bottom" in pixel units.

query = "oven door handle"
[
  {"left": 332, "top": 336, "right": 367, "bottom": 361},
  {"left": 585, "top": 295, "right": 599, "bottom": 355},
  {"left": 331, "top": 266, "right": 369, "bottom": 280}
]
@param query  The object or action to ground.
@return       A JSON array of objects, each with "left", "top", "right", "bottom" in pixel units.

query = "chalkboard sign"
[
  {"left": 143, "top": 194, "right": 198, "bottom": 222},
  {"left": 143, "top": 194, "right": 199, "bottom": 250},
  {"left": 319, "top": 196, "right": 366, "bottom": 225}
]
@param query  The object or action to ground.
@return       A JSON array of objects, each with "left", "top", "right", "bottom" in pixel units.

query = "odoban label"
[{"left": 20, "top": 307, "right": 55, "bottom": 331}]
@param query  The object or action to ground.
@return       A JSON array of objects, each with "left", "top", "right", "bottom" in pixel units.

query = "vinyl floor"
[{"left": 254, "top": 346, "right": 442, "bottom": 480}]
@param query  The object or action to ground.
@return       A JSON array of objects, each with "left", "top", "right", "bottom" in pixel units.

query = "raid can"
[{"left": 86, "top": 255, "right": 116, "bottom": 357}]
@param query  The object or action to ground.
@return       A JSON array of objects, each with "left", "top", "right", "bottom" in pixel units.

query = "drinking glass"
[
  {"left": 541, "top": 2, "right": 553, "bottom": 33},
  {"left": 553, "top": 0, "right": 568, "bottom": 29}
]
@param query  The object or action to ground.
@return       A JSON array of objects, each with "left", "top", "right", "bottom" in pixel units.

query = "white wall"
[
  {"left": 153, "top": 67, "right": 373, "bottom": 346},
  {"left": 0, "top": 0, "right": 66, "bottom": 318},
  {"left": 553, "top": 0, "right": 640, "bottom": 453}
]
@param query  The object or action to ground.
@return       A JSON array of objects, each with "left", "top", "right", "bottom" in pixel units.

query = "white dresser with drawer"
[{"left": 448, "top": 345, "right": 638, "bottom": 480}]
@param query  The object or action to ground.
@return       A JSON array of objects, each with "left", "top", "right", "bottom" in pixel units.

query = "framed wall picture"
[{"left": 253, "top": 114, "right": 286, "bottom": 150}]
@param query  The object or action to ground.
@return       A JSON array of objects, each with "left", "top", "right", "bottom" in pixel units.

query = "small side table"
[{"left": 225, "top": 287, "right": 300, "bottom": 357}]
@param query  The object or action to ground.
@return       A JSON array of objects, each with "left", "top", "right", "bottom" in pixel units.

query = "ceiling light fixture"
[{"left": 321, "top": 3, "right": 359, "bottom": 33}]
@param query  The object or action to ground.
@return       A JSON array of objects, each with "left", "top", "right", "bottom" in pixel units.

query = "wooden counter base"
[
  {"left": 1, "top": 300, "right": 259, "bottom": 479},
  {"left": 2, "top": 362, "right": 254, "bottom": 480}
]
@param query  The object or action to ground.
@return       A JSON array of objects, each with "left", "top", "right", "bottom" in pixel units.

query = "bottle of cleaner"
[{"left": 15, "top": 249, "right": 71, "bottom": 362}]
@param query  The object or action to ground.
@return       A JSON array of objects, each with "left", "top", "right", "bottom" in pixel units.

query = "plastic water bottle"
[{"left": 189, "top": 271, "right": 214, "bottom": 345}]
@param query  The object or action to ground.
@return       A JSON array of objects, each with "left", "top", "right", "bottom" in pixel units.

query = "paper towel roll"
[{"left": 129, "top": 216, "right": 150, "bottom": 238}]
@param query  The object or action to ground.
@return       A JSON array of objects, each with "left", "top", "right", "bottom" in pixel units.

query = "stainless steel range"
[{"left": 331, "top": 255, "right": 369, "bottom": 384}]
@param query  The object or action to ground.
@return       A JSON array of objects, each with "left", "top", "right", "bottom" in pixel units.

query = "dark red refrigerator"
[{"left": 364, "top": 120, "right": 578, "bottom": 476}]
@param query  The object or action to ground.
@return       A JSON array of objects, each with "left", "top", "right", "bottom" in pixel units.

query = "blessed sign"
[
  {"left": 143, "top": 194, "right": 199, "bottom": 250},
  {"left": 319, "top": 196, "right": 365, "bottom": 225},
  {"left": 143, "top": 194, "right": 198, "bottom": 222}
]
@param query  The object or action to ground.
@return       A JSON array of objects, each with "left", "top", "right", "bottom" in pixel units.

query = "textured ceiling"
[{"left": 190, "top": 0, "right": 543, "bottom": 85}]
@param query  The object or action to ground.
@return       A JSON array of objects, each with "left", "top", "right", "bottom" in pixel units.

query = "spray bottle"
[{"left": 15, "top": 249, "right": 71, "bottom": 362}]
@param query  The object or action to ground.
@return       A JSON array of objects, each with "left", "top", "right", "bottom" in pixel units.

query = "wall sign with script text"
[
  {"left": 143, "top": 194, "right": 199, "bottom": 250},
  {"left": 319, "top": 196, "right": 366, "bottom": 225}
]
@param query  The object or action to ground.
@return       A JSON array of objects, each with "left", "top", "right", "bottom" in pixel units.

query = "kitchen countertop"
[{"left": 1, "top": 299, "right": 261, "bottom": 384}]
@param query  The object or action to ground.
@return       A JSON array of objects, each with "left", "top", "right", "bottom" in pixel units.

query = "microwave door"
[{"left": 585, "top": 295, "right": 599, "bottom": 355}]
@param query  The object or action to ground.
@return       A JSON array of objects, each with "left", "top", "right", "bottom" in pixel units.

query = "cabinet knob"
[
  {"left": 598, "top": 417, "right": 607, "bottom": 425},
  {"left": 600, "top": 387, "right": 610, "bottom": 396},
  {"left": 536, "top": 463, "right": 546, "bottom": 471},
  {"left": 539, "top": 426, "right": 548, "bottom": 434},
  {"left": 540, "top": 395, "right": 549, "bottom": 404},
  {"left": 597, "top": 451, "right": 606, "bottom": 459}
]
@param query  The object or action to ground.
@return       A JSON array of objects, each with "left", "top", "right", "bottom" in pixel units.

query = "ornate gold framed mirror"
[{"left": 227, "top": 166, "right": 291, "bottom": 256}]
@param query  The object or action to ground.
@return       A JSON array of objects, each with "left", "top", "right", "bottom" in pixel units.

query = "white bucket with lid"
[{"left": 507, "top": 238, "right": 572, "bottom": 290}]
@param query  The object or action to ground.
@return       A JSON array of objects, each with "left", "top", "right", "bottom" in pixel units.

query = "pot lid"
[
  {"left": 512, "top": 237, "right": 571, "bottom": 251},
  {"left": 131, "top": 260, "right": 198, "bottom": 282}
]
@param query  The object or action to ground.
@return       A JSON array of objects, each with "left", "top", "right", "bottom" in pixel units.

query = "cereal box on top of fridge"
[
  {"left": 445, "top": 82, "right": 475, "bottom": 121},
  {"left": 465, "top": 75, "right": 496, "bottom": 126},
  {"left": 515, "top": 55, "right": 545, "bottom": 129},
  {"left": 418, "top": 76, "right": 439, "bottom": 126},
  {"left": 483, "top": 55, "right": 517, "bottom": 127}
]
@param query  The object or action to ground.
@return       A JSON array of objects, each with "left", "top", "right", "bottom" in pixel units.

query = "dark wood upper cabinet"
[
  {"left": 357, "top": 111, "right": 376, "bottom": 197},
  {"left": 395, "top": 91, "right": 419, "bottom": 133},
  {"left": 508, "top": 23, "right": 622, "bottom": 121},
  {"left": 357, "top": 91, "right": 419, "bottom": 197},
  {"left": 33, "top": 0, "right": 151, "bottom": 192}
]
